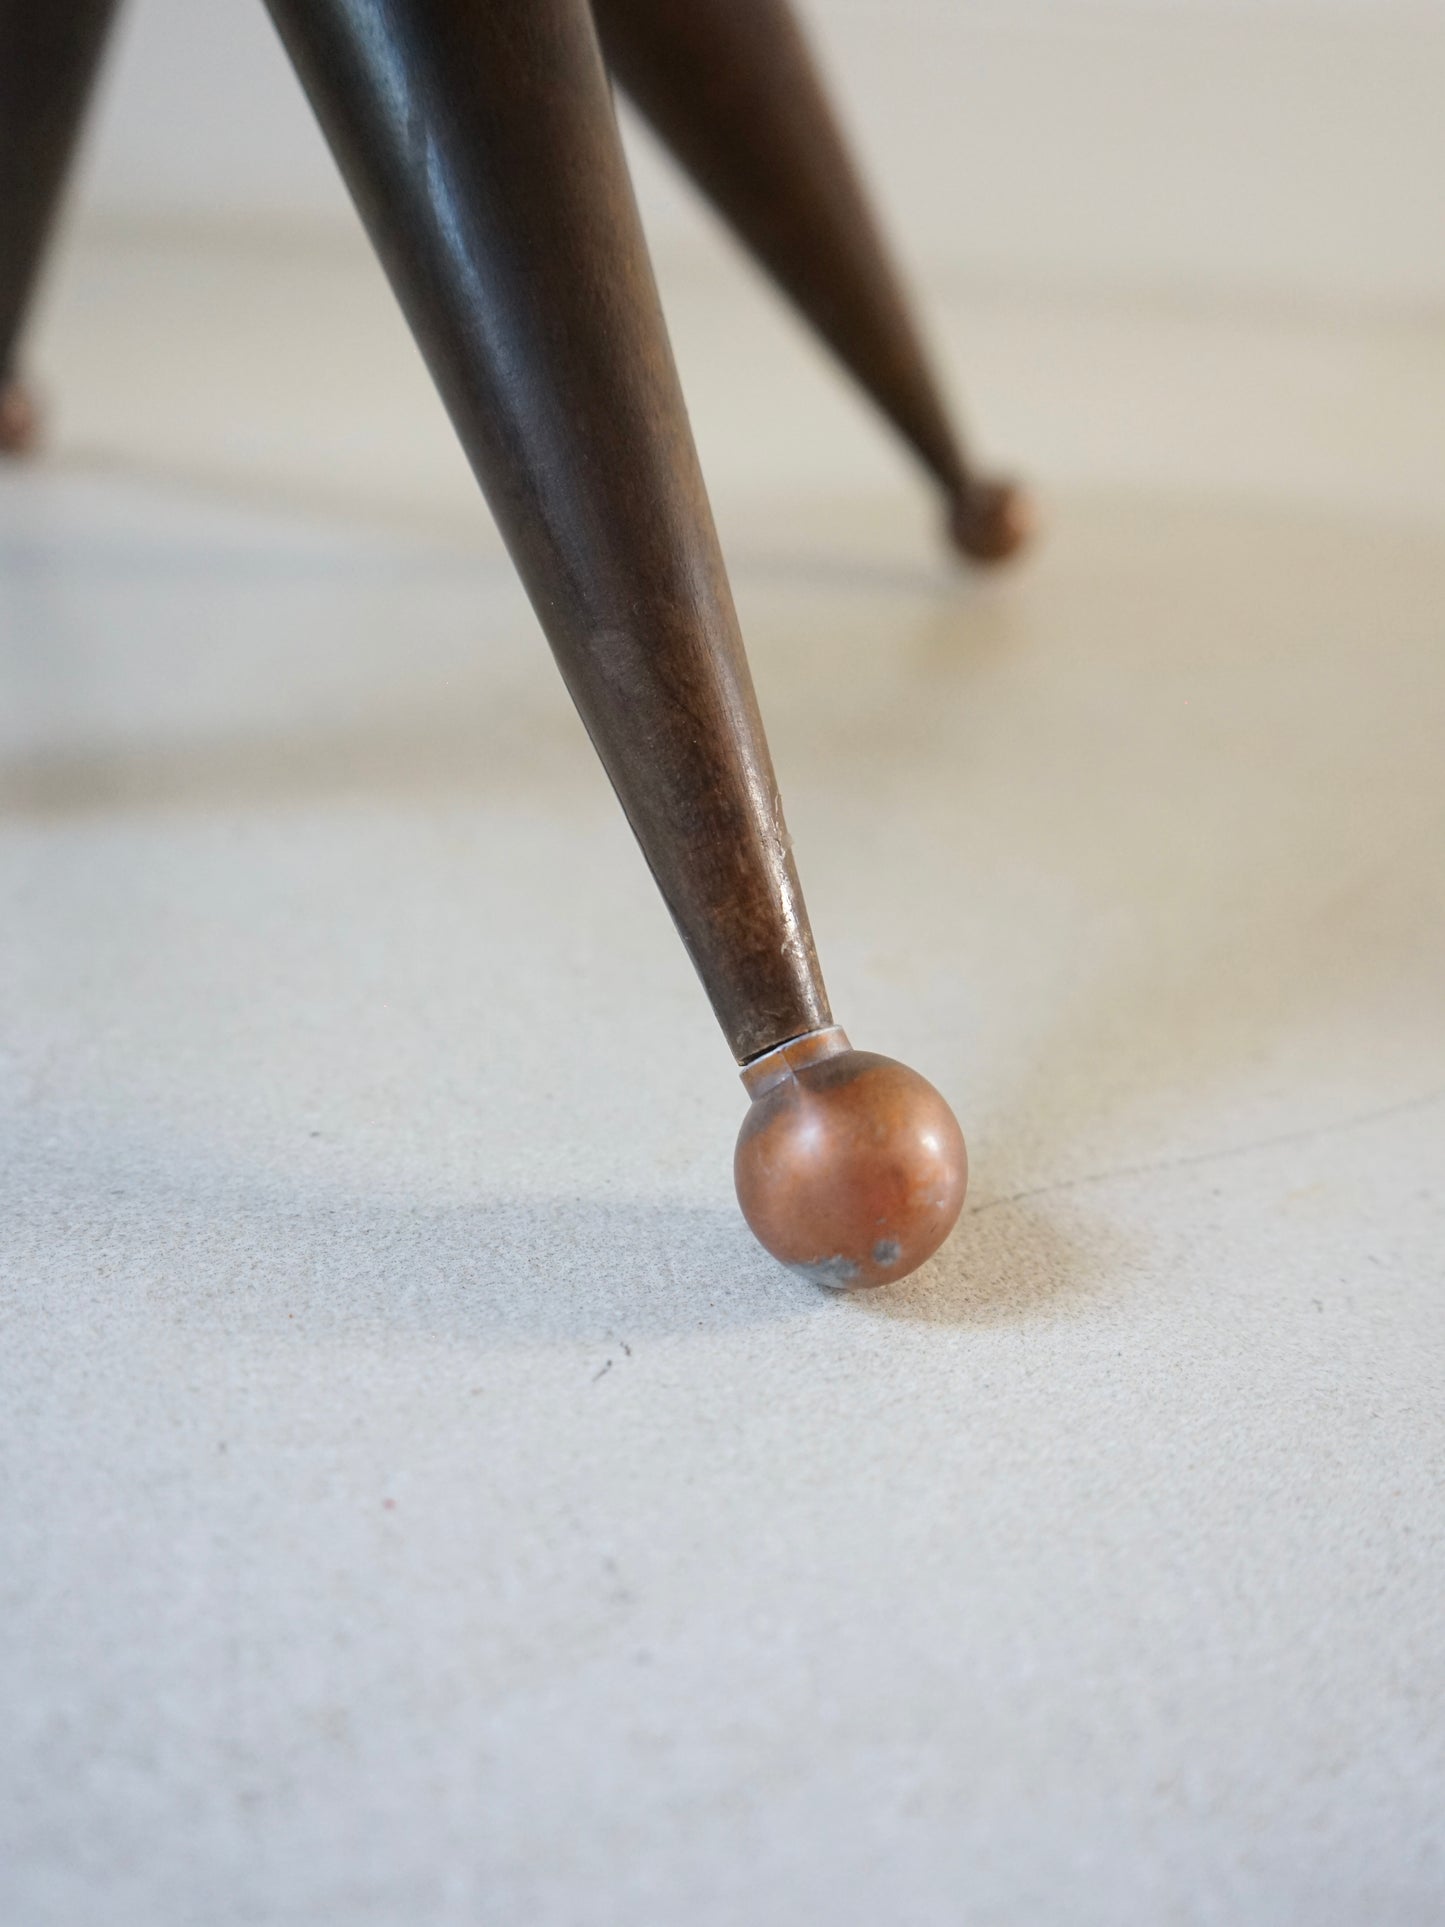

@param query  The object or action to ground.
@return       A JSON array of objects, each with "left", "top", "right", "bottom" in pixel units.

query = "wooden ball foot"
[
  {"left": 735, "top": 1026, "right": 967, "bottom": 1289},
  {"left": 0, "top": 380, "right": 40, "bottom": 456},
  {"left": 948, "top": 477, "right": 1034, "bottom": 565}
]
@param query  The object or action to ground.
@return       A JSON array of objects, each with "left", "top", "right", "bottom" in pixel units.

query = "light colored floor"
[{"left": 3, "top": 227, "right": 1444, "bottom": 1926}]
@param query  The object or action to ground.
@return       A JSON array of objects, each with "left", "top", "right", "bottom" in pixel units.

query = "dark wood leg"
[
  {"left": 0, "top": 0, "right": 122, "bottom": 452},
  {"left": 593, "top": 0, "right": 1032, "bottom": 564},
  {"left": 263, "top": 0, "right": 967, "bottom": 1284}
]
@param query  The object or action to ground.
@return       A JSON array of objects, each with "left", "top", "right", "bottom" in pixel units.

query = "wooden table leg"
[
  {"left": 0, "top": 0, "right": 122, "bottom": 452},
  {"left": 263, "top": 0, "right": 967, "bottom": 1285},
  {"left": 593, "top": 0, "right": 1033, "bottom": 564}
]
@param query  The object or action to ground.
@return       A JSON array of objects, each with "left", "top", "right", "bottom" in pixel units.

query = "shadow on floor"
[
  {"left": 850, "top": 1194, "right": 1130, "bottom": 1329},
  {"left": 25, "top": 1154, "right": 836, "bottom": 1345},
  {"left": 12, "top": 1114, "right": 1120, "bottom": 1345}
]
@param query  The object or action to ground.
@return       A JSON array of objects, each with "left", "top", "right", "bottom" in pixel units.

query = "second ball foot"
[
  {"left": 0, "top": 380, "right": 40, "bottom": 457},
  {"left": 947, "top": 477, "right": 1035, "bottom": 565}
]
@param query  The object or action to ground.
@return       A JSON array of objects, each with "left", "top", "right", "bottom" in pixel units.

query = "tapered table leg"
[
  {"left": 593, "top": 0, "right": 1032, "bottom": 564},
  {"left": 0, "top": 0, "right": 122, "bottom": 452},
  {"left": 263, "top": 0, "right": 967, "bottom": 1284}
]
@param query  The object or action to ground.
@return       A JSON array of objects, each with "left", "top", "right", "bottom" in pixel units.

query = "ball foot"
[
  {"left": 0, "top": 379, "right": 40, "bottom": 457},
  {"left": 735, "top": 1026, "right": 967, "bottom": 1289},
  {"left": 947, "top": 477, "right": 1034, "bottom": 565}
]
